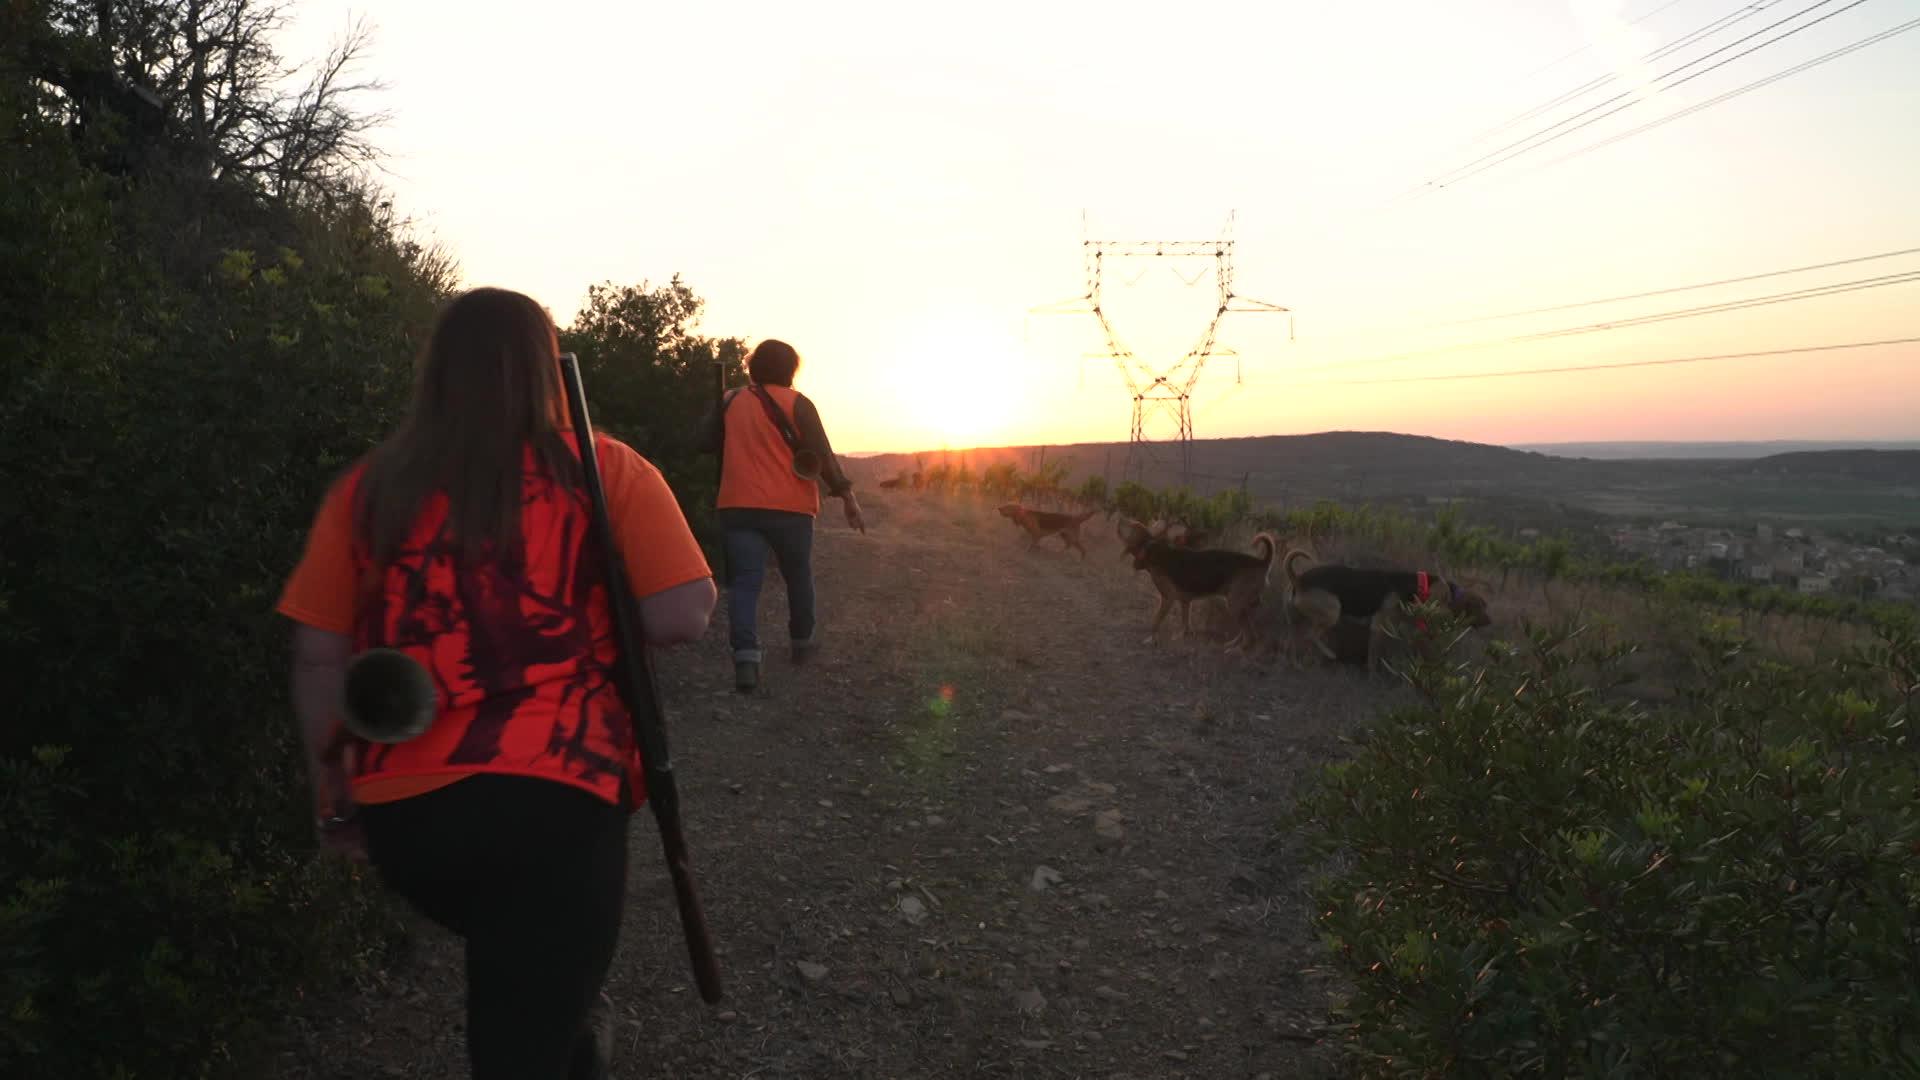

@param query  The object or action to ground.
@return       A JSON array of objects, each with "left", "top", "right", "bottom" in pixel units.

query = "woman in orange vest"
[
  {"left": 703, "top": 339, "right": 862, "bottom": 692},
  {"left": 276, "top": 287, "right": 716, "bottom": 1079}
]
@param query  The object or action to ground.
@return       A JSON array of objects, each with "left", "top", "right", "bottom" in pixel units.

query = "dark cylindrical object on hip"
[{"left": 341, "top": 647, "right": 438, "bottom": 743}]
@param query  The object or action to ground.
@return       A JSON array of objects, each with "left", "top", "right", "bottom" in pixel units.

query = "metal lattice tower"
[{"left": 1034, "top": 213, "right": 1291, "bottom": 483}]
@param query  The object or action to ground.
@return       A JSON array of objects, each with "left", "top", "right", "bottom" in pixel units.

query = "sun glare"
[{"left": 892, "top": 324, "right": 1027, "bottom": 450}]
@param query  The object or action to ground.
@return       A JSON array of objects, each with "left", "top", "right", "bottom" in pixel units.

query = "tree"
[
  {"left": 560, "top": 276, "right": 747, "bottom": 546},
  {"left": 563, "top": 276, "right": 745, "bottom": 447},
  {"left": 23, "top": 1, "right": 386, "bottom": 201}
]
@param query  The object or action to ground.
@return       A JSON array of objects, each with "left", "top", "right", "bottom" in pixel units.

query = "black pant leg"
[{"left": 362, "top": 775, "right": 631, "bottom": 1080}]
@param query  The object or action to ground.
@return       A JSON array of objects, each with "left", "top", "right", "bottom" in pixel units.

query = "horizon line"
[{"left": 841, "top": 432, "right": 1920, "bottom": 458}]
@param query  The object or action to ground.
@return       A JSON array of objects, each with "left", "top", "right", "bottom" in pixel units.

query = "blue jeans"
[{"left": 719, "top": 508, "right": 815, "bottom": 662}]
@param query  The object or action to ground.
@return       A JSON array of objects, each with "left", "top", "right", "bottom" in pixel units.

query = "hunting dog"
[
  {"left": 998, "top": 503, "right": 1099, "bottom": 557},
  {"left": 1282, "top": 550, "right": 1491, "bottom": 671},
  {"left": 1118, "top": 519, "right": 1278, "bottom": 649}
]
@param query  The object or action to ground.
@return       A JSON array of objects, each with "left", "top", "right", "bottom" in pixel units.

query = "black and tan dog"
[
  {"left": 1118, "top": 519, "right": 1278, "bottom": 649},
  {"left": 1282, "top": 550, "right": 1491, "bottom": 670},
  {"left": 999, "top": 503, "right": 1099, "bottom": 557}
]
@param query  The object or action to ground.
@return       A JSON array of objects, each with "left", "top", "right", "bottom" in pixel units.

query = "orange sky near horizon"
[{"left": 281, "top": 0, "right": 1920, "bottom": 453}]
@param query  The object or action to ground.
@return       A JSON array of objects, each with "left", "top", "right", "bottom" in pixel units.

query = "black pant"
[{"left": 362, "top": 774, "right": 630, "bottom": 1079}]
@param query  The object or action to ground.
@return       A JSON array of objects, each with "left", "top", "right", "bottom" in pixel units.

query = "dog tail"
[
  {"left": 1282, "top": 548, "right": 1314, "bottom": 589},
  {"left": 1250, "top": 532, "right": 1280, "bottom": 585}
]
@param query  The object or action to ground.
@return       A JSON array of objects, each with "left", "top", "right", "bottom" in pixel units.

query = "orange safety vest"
[{"left": 718, "top": 384, "right": 820, "bottom": 516}]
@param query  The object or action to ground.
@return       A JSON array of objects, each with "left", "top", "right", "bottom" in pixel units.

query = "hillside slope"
[
  {"left": 851, "top": 432, "right": 1920, "bottom": 528},
  {"left": 1728, "top": 449, "right": 1920, "bottom": 486},
  {"left": 277, "top": 492, "right": 1387, "bottom": 1078}
]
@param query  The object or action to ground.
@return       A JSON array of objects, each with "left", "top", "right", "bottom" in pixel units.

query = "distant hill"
[
  {"left": 1728, "top": 450, "right": 1920, "bottom": 486},
  {"left": 852, "top": 431, "right": 1573, "bottom": 501},
  {"left": 848, "top": 431, "right": 1920, "bottom": 530},
  {"left": 1514, "top": 440, "right": 1920, "bottom": 460}
]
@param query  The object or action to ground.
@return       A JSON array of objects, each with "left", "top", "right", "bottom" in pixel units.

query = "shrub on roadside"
[{"left": 1297, "top": 615, "right": 1920, "bottom": 1076}]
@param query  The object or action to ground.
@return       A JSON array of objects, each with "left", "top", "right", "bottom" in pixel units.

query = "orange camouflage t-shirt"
[{"left": 276, "top": 432, "right": 711, "bottom": 809}]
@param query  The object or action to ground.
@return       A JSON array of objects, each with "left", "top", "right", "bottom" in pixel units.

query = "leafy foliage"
[
  {"left": 1, "top": 86, "right": 438, "bottom": 1075},
  {"left": 559, "top": 277, "right": 745, "bottom": 556},
  {"left": 1297, "top": 617, "right": 1920, "bottom": 1076}
]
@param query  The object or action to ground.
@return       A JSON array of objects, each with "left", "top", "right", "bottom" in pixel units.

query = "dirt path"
[{"left": 279, "top": 492, "right": 1384, "bottom": 1078}]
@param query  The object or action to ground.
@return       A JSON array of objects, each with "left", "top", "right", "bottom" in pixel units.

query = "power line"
[
  {"left": 1413, "top": 0, "right": 1878, "bottom": 195},
  {"left": 1509, "top": 270, "right": 1920, "bottom": 342},
  {"left": 1455, "top": 0, "right": 1793, "bottom": 156},
  {"left": 1291, "top": 266, "right": 1920, "bottom": 374},
  {"left": 1433, "top": 244, "right": 1920, "bottom": 327},
  {"left": 1524, "top": 14, "right": 1920, "bottom": 175},
  {"left": 1416, "top": 0, "right": 1852, "bottom": 192},
  {"left": 1503, "top": 0, "right": 1701, "bottom": 87},
  {"left": 1251, "top": 4, "right": 1904, "bottom": 278},
  {"left": 1299, "top": 337, "right": 1920, "bottom": 386},
  {"left": 1300, "top": 243, "right": 1920, "bottom": 343}
]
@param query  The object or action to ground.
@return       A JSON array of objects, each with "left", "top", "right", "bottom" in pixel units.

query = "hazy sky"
[{"left": 282, "top": 0, "right": 1920, "bottom": 453}]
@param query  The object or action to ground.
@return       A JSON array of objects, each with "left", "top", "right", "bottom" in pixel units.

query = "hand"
[
  {"left": 317, "top": 808, "right": 369, "bottom": 864},
  {"left": 843, "top": 494, "right": 866, "bottom": 534},
  {"left": 312, "top": 739, "right": 369, "bottom": 863}
]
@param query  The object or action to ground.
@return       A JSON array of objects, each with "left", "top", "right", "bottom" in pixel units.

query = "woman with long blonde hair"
[{"left": 277, "top": 287, "right": 715, "bottom": 1078}]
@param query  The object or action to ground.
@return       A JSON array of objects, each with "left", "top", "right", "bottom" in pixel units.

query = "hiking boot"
[
  {"left": 790, "top": 639, "right": 819, "bottom": 666},
  {"left": 734, "top": 660, "right": 760, "bottom": 694},
  {"left": 569, "top": 991, "right": 615, "bottom": 1080}
]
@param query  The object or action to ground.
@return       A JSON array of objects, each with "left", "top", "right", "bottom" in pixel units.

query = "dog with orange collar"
[{"left": 1281, "top": 550, "right": 1491, "bottom": 671}]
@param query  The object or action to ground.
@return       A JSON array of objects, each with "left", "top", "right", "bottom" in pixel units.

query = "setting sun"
[{"left": 882, "top": 322, "right": 1031, "bottom": 449}]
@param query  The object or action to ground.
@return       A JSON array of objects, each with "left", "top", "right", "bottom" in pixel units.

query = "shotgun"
[
  {"left": 559, "top": 351, "right": 724, "bottom": 1004},
  {"left": 712, "top": 360, "right": 729, "bottom": 585},
  {"left": 712, "top": 358, "right": 727, "bottom": 486}
]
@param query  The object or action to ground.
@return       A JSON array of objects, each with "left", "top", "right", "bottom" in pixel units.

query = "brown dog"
[
  {"left": 999, "top": 503, "right": 1098, "bottom": 557},
  {"left": 1118, "top": 519, "right": 1278, "bottom": 649},
  {"left": 1282, "top": 550, "right": 1491, "bottom": 671}
]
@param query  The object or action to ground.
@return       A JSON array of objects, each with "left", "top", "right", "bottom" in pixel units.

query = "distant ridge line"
[{"left": 1512, "top": 440, "right": 1920, "bottom": 460}]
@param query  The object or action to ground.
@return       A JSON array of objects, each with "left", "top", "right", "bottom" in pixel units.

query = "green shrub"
[
  {"left": 558, "top": 277, "right": 745, "bottom": 564},
  {"left": 1298, "top": 616, "right": 1920, "bottom": 1076},
  {"left": 1021, "top": 460, "right": 1069, "bottom": 500},
  {"left": 982, "top": 462, "right": 1021, "bottom": 497},
  {"left": 1, "top": 124, "right": 435, "bottom": 1073},
  {"left": 1112, "top": 480, "right": 1157, "bottom": 523}
]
